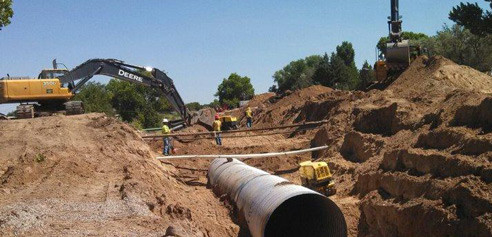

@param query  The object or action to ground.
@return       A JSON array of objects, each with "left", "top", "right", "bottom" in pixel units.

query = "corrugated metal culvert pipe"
[{"left": 208, "top": 158, "right": 347, "bottom": 237}]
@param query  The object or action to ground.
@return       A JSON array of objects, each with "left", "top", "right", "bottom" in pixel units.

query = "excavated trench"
[{"left": 145, "top": 56, "right": 492, "bottom": 237}]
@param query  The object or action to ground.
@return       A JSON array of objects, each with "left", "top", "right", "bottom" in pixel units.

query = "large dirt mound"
[
  {"left": 246, "top": 92, "right": 275, "bottom": 109},
  {"left": 0, "top": 114, "right": 237, "bottom": 236},
  {"left": 389, "top": 56, "right": 492, "bottom": 101},
  {"left": 250, "top": 85, "right": 334, "bottom": 127}
]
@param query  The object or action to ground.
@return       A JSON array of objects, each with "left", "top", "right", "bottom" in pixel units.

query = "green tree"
[
  {"left": 424, "top": 24, "right": 492, "bottom": 72},
  {"left": 272, "top": 42, "right": 362, "bottom": 92},
  {"left": 215, "top": 73, "right": 255, "bottom": 108},
  {"left": 0, "top": 0, "right": 13, "bottom": 30},
  {"left": 106, "top": 79, "right": 172, "bottom": 128},
  {"left": 207, "top": 99, "right": 220, "bottom": 108},
  {"left": 186, "top": 102, "right": 203, "bottom": 111},
  {"left": 358, "top": 61, "right": 376, "bottom": 89},
  {"left": 312, "top": 53, "right": 333, "bottom": 87},
  {"left": 333, "top": 42, "right": 360, "bottom": 90},
  {"left": 336, "top": 41, "right": 356, "bottom": 66},
  {"left": 273, "top": 55, "right": 322, "bottom": 92},
  {"left": 106, "top": 79, "right": 145, "bottom": 122},
  {"left": 449, "top": 0, "right": 492, "bottom": 36},
  {"left": 73, "top": 82, "right": 114, "bottom": 115},
  {"left": 329, "top": 54, "right": 359, "bottom": 90}
]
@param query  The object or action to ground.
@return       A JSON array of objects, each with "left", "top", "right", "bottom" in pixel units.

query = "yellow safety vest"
[
  {"left": 245, "top": 110, "right": 252, "bottom": 118},
  {"left": 213, "top": 120, "right": 222, "bottom": 132},
  {"left": 162, "top": 125, "right": 170, "bottom": 134}
]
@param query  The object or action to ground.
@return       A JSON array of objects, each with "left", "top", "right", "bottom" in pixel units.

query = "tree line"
[{"left": 269, "top": 42, "right": 375, "bottom": 93}]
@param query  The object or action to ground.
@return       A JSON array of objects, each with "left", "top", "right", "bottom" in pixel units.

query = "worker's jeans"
[
  {"left": 247, "top": 117, "right": 252, "bottom": 128},
  {"left": 215, "top": 133, "right": 222, "bottom": 145},
  {"left": 163, "top": 137, "right": 170, "bottom": 155}
]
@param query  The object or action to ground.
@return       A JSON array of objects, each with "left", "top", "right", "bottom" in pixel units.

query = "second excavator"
[{"left": 374, "top": 0, "right": 422, "bottom": 85}]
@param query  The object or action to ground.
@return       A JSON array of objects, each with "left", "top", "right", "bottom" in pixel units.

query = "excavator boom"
[
  {"left": 58, "top": 59, "right": 190, "bottom": 124},
  {"left": 386, "top": 0, "right": 410, "bottom": 67},
  {"left": 388, "top": 0, "right": 403, "bottom": 43},
  {"left": 373, "top": 0, "right": 413, "bottom": 85}
]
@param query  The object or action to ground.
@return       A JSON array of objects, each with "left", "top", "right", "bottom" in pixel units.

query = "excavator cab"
[
  {"left": 299, "top": 161, "right": 336, "bottom": 196},
  {"left": 38, "top": 69, "right": 69, "bottom": 80}
]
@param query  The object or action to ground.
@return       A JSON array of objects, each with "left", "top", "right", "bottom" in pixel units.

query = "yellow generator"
[
  {"left": 219, "top": 115, "right": 239, "bottom": 130},
  {"left": 299, "top": 161, "right": 336, "bottom": 196},
  {"left": 0, "top": 69, "right": 83, "bottom": 119}
]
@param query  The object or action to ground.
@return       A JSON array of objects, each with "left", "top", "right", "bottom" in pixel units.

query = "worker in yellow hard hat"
[
  {"left": 213, "top": 114, "right": 222, "bottom": 145},
  {"left": 245, "top": 107, "right": 253, "bottom": 128},
  {"left": 162, "top": 118, "right": 171, "bottom": 155}
]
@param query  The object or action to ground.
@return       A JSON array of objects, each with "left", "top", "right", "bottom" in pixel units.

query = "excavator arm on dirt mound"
[{"left": 58, "top": 59, "right": 191, "bottom": 125}]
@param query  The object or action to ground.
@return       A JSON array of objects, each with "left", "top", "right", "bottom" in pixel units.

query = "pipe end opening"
[{"left": 265, "top": 194, "right": 347, "bottom": 237}]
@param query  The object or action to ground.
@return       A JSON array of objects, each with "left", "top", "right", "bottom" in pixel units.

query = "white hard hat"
[{"left": 163, "top": 118, "right": 169, "bottom": 123}]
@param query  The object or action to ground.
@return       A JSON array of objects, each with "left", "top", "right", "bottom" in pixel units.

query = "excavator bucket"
[{"left": 385, "top": 40, "right": 411, "bottom": 70}]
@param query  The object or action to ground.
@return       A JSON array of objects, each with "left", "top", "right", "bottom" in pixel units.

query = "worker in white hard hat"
[{"left": 162, "top": 118, "right": 171, "bottom": 155}]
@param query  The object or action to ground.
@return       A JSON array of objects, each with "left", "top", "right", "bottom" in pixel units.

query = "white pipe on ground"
[
  {"left": 208, "top": 158, "right": 347, "bottom": 237},
  {"left": 156, "top": 145, "right": 329, "bottom": 160}
]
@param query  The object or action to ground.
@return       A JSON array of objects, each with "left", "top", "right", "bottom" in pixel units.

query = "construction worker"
[
  {"left": 213, "top": 114, "right": 222, "bottom": 145},
  {"left": 162, "top": 118, "right": 171, "bottom": 155},
  {"left": 245, "top": 107, "right": 253, "bottom": 128}
]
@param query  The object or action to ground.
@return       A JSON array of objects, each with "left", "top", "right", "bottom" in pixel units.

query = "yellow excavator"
[
  {"left": 0, "top": 69, "right": 77, "bottom": 118},
  {"left": 374, "top": 0, "right": 421, "bottom": 85},
  {"left": 0, "top": 59, "right": 191, "bottom": 124}
]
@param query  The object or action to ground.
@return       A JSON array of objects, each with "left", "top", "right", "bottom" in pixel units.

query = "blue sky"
[{"left": 1, "top": 0, "right": 488, "bottom": 114}]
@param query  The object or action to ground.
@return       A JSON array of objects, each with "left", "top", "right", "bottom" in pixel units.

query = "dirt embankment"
[
  {"left": 0, "top": 114, "right": 237, "bottom": 236},
  {"left": 302, "top": 56, "right": 492, "bottom": 236}
]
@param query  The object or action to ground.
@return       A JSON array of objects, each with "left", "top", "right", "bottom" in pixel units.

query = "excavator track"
[
  {"left": 15, "top": 104, "right": 35, "bottom": 119},
  {"left": 64, "top": 101, "right": 85, "bottom": 115}
]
